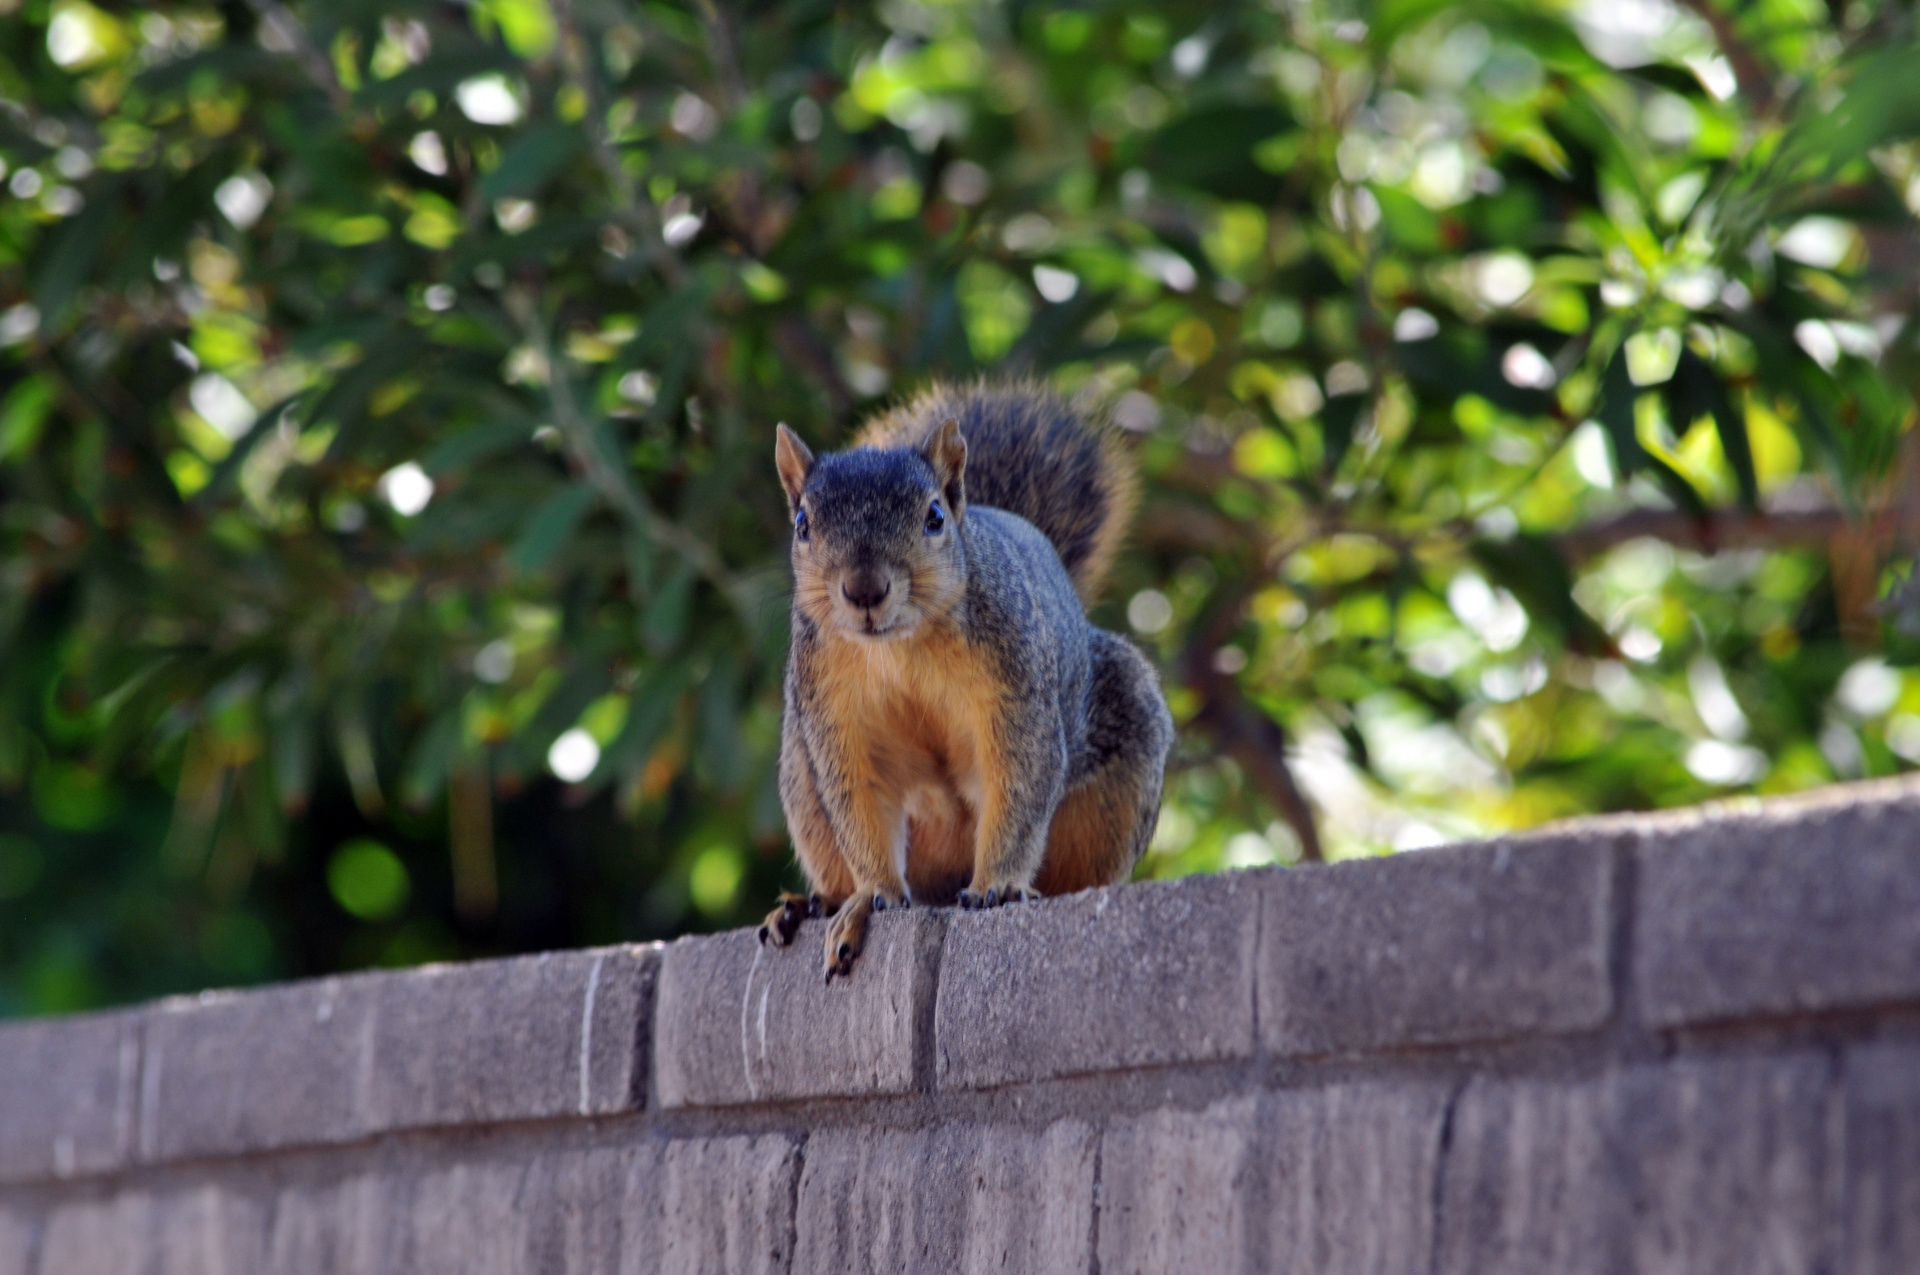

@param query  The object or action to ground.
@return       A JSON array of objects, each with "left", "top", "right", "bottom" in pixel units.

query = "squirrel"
[{"left": 759, "top": 381, "right": 1175, "bottom": 980}]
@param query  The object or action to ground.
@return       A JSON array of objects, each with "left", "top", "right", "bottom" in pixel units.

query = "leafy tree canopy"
[{"left": 2, "top": 0, "right": 1917, "bottom": 1015}]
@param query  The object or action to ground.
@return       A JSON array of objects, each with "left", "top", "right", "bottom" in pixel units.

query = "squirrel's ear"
[
  {"left": 774, "top": 423, "right": 814, "bottom": 511},
  {"left": 921, "top": 418, "right": 967, "bottom": 517}
]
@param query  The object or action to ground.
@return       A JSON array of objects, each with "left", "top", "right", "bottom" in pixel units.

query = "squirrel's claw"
[
  {"left": 822, "top": 889, "right": 901, "bottom": 981},
  {"left": 957, "top": 884, "right": 1038, "bottom": 910},
  {"left": 759, "top": 892, "right": 825, "bottom": 948}
]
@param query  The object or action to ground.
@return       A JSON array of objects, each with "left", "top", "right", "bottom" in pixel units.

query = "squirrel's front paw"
[
  {"left": 757, "top": 892, "right": 824, "bottom": 947},
  {"left": 822, "top": 889, "right": 904, "bottom": 981},
  {"left": 956, "top": 884, "right": 1039, "bottom": 910}
]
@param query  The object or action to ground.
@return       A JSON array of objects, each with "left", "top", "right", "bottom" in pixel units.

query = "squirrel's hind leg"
[{"left": 1035, "top": 631, "right": 1174, "bottom": 894}]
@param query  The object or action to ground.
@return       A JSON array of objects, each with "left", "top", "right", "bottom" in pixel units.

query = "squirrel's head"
[{"left": 775, "top": 420, "right": 967, "bottom": 641}]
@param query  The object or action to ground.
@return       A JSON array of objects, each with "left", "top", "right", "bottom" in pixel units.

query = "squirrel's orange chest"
[{"left": 814, "top": 629, "right": 995, "bottom": 884}]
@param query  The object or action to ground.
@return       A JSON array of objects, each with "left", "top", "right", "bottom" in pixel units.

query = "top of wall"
[{"left": 1, "top": 774, "right": 1917, "bottom": 1186}]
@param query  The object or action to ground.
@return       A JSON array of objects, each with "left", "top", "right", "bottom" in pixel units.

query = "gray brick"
[
  {"left": 792, "top": 1121, "right": 1095, "bottom": 1275},
  {"left": 365, "top": 945, "right": 654, "bottom": 1129},
  {"left": 140, "top": 946, "right": 654, "bottom": 1163},
  {"left": 1260, "top": 830, "right": 1616, "bottom": 1056},
  {"left": 1437, "top": 1075, "right": 1621, "bottom": 1275},
  {"left": 1438, "top": 1053, "right": 1832, "bottom": 1275},
  {"left": 653, "top": 911, "right": 940, "bottom": 1109},
  {"left": 1096, "top": 1084, "right": 1446, "bottom": 1275},
  {"left": 1608, "top": 1053, "right": 1831, "bottom": 1274},
  {"left": 936, "top": 873, "right": 1259, "bottom": 1091},
  {"left": 141, "top": 978, "right": 376, "bottom": 1161},
  {"left": 1635, "top": 783, "right": 1920, "bottom": 1027},
  {"left": 218, "top": 1169, "right": 379, "bottom": 1275},
  {"left": 369, "top": 1144, "right": 635, "bottom": 1275},
  {"left": 1262, "top": 1082, "right": 1449, "bottom": 1273},
  {"left": 638, "top": 1135, "right": 802, "bottom": 1275},
  {"left": 1841, "top": 1039, "right": 1920, "bottom": 1275},
  {"left": 0, "top": 1009, "right": 137, "bottom": 1183},
  {"left": 0, "top": 1204, "right": 34, "bottom": 1275},
  {"left": 40, "top": 1158, "right": 378, "bottom": 1275},
  {"left": 38, "top": 1190, "right": 154, "bottom": 1275},
  {"left": 1096, "top": 1097, "right": 1260, "bottom": 1273}
]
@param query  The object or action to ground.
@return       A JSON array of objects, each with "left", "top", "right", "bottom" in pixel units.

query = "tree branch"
[
  {"left": 1552, "top": 503, "right": 1853, "bottom": 564},
  {"left": 244, "top": 0, "right": 349, "bottom": 112},
  {"left": 1181, "top": 585, "right": 1324, "bottom": 862}
]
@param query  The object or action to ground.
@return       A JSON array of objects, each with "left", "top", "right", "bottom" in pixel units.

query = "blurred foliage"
[{"left": 3, "top": 0, "right": 1919, "bottom": 1017}]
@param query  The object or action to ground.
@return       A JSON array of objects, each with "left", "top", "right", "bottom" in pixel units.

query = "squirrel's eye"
[
  {"left": 924, "top": 500, "right": 945, "bottom": 535},
  {"left": 794, "top": 508, "right": 810, "bottom": 542}
]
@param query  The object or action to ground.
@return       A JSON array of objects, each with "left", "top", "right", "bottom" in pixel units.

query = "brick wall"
[{"left": 3, "top": 775, "right": 1918, "bottom": 1274}]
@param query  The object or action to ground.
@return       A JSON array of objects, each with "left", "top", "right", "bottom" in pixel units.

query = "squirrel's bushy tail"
[{"left": 856, "top": 381, "right": 1138, "bottom": 605}]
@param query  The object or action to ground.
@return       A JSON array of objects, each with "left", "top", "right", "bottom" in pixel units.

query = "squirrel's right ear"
[
  {"left": 921, "top": 418, "right": 967, "bottom": 518},
  {"left": 774, "top": 424, "right": 814, "bottom": 511}
]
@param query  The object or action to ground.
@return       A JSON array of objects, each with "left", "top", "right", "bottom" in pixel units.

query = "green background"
[{"left": 2, "top": 0, "right": 1917, "bottom": 1017}]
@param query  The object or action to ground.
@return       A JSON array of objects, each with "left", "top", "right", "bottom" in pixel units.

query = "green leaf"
[
  {"left": 1147, "top": 105, "right": 1295, "bottom": 202},
  {"left": 643, "top": 563, "right": 697, "bottom": 656},
  {"left": 0, "top": 378, "right": 55, "bottom": 462},
  {"left": 479, "top": 124, "right": 587, "bottom": 202},
  {"left": 507, "top": 484, "right": 596, "bottom": 574},
  {"left": 1668, "top": 347, "right": 1758, "bottom": 510},
  {"left": 33, "top": 179, "right": 121, "bottom": 325}
]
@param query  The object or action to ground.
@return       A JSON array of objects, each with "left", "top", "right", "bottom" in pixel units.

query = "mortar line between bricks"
[
  {"left": 1425, "top": 1075, "right": 1466, "bottom": 1275},
  {"left": 1248, "top": 881, "right": 1264, "bottom": 1060},
  {"left": 1819, "top": 1039, "right": 1846, "bottom": 1275},
  {"left": 22, "top": 1196, "right": 46, "bottom": 1275},
  {"left": 1086, "top": 1122, "right": 1104, "bottom": 1275},
  {"left": 1606, "top": 834, "right": 1639, "bottom": 1040},
  {"left": 783, "top": 1129, "right": 806, "bottom": 1275},
  {"left": 914, "top": 912, "right": 947, "bottom": 1094},
  {"left": 632, "top": 956, "right": 657, "bottom": 1112}
]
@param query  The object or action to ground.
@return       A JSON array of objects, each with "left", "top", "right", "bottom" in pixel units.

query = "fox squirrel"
[{"left": 759, "top": 382, "right": 1175, "bottom": 979}]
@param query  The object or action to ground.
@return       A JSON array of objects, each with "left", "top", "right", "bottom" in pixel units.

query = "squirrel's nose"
[{"left": 842, "top": 574, "right": 891, "bottom": 610}]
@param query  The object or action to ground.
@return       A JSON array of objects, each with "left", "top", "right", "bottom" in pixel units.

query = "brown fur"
[{"left": 765, "top": 383, "right": 1174, "bottom": 979}]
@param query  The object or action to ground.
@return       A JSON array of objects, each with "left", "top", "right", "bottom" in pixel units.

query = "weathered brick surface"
[
  {"left": 0, "top": 1009, "right": 137, "bottom": 1184},
  {"left": 936, "top": 873, "right": 1259, "bottom": 1090},
  {"left": 36, "top": 1189, "right": 154, "bottom": 1275},
  {"left": 1096, "top": 1097, "right": 1259, "bottom": 1273},
  {"left": 215, "top": 1169, "right": 378, "bottom": 1275},
  {"left": 1260, "top": 830, "right": 1616, "bottom": 1056},
  {"left": 792, "top": 1121, "right": 1095, "bottom": 1275},
  {"left": 1096, "top": 1084, "right": 1446, "bottom": 1275},
  {"left": 1635, "top": 784, "right": 1920, "bottom": 1027},
  {"left": 369, "top": 1145, "right": 636, "bottom": 1275},
  {"left": 653, "top": 911, "right": 940, "bottom": 1108},
  {"left": 1841, "top": 1039, "right": 1920, "bottom": 1275},
  {"left": 141, "top": 978, "right": 377, "bottom": 1161},
  {"left": 0, "top": 1204, "right": 35, "bottom": 1275},
  {"left": 1262, "top": 1082, "right": 1449, "bottom": 1273},
  {"left": 139, "top": 946, "right": 653, "bottom": 1163},
  {"left": 1434, "top": 1075, "right": 1612, "bottom": 1275},
  {"left": 1438, "top": 1053, "right": 1832, "bottom": 1275},
  {"left": 641, "top": 1135, "right": 802, "bottom": 1275},
  {"left": 365, "top": 945, "right": 654, "bottom": 1128}
]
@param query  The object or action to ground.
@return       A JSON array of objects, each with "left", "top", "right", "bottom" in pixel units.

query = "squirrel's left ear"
[
  {"left": 921, "top": 418, "right": 967, "bottom": 519},
  {"left": 774, "top": 423, "right": 814, "bottom": 511}
]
